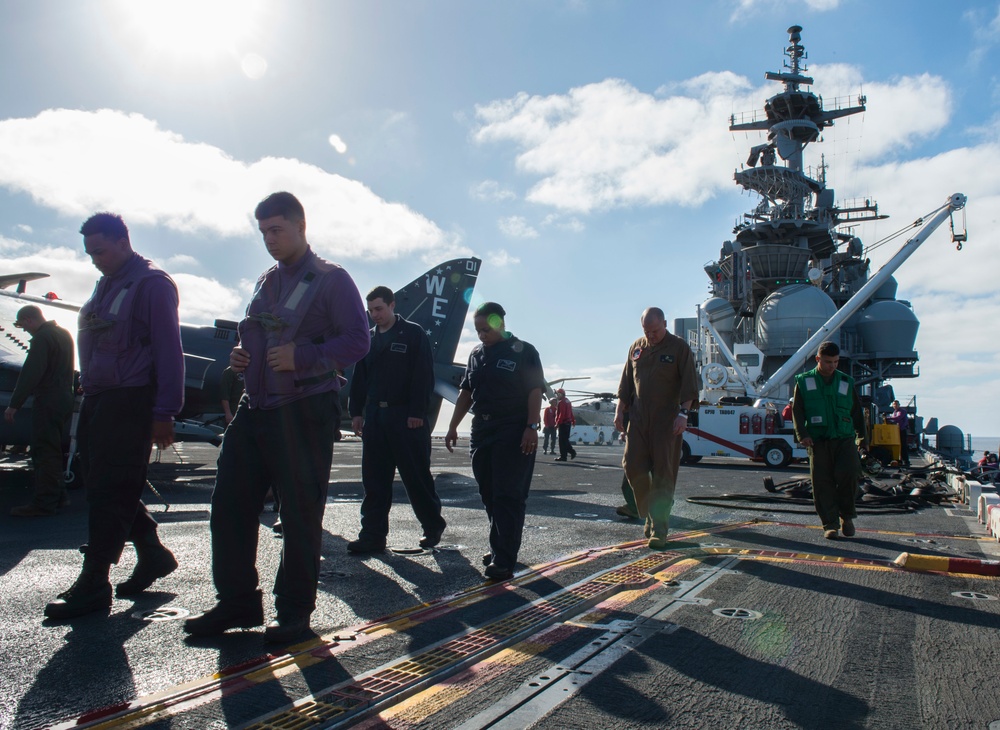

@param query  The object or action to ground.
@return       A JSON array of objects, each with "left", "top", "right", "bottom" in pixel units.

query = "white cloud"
[
  {"left": 0, "top": 109, "right": 451, "bottom": 261},
  {"left": 541, "top": 213, "right": 584, "bottom": 233},
  {"left": 729, "top": 0, "right": 839, "bottom": 19},
  {"left": 470, "top": 180, "right": 517, "bottom": 202},
  {"left": 485, "top": 250, "right": 520, "bottom": 267},
  {"left": 965, "top": 5, "right": 1000, "bottom": 67},
  {"left": 0, "top": 235, "right": 27, "bottom": 255},
  {"left": 808, "top": 65, "right": 950, "bottom": 164},
  {"left": 497, "top": 216, "right": 539, "bottom": 239},
  {"left": 473, "top": 68, "right": 952, "bottom": 214},
  {"left": 0, "top": 246, "right": 97, "bottom": 303},
  {"left": 474, "top": 77, "right": 756, "bottom": 212},
  {"left": 14, "top": 224, "right": 32, "bottom": 235},
  {"left": 164, "top": 254, "right": 200, "bottom": 271},
  {"left": 0, "top": 244, "right": 245, "bottom": 323},
  {"left": 171, "top": 272, "right": 246, "bottom": 323}
]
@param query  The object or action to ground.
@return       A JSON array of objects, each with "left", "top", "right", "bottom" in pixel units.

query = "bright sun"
[{"left": 113, "top": 0, "right": 268, "bottom": 71}]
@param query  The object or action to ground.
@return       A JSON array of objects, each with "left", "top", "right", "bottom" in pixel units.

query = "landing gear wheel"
[{"left": 764, "top": 442, "right": 792, "bottom": 468}]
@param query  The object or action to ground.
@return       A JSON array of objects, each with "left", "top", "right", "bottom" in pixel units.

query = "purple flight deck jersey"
[
  {"left": 77, "top": 253, "right": 185, "bottom": 422},
  {"left": 238, "top": 246, "right": 369, "bottom": 410}
]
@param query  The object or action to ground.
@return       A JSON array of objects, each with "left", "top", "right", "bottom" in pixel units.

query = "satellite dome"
[
  {"left": 872, "top": 276, "right": 899, "bottom": 301},
  {"left": 856, "top": 300, "right": 919, "bottom": 353},
  {"left": 755, "top": 284, "right": 836, "bottom": 356},
  {"left": 701, "top": 297, "right": 735, "bottom": 332},
  {"left": 935, "top": 425, "right": 965, "bottom": 454}
]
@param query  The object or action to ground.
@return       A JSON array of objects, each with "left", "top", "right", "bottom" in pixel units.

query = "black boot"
[
  {"left": 45, "top": 565, "right": 112, "bottom": 620},
  {"left": 184, "top": 592, "right": 264, "bottom": 637},
  {"left": 116, "top": 532, "right": 178, "bottom": 597}
]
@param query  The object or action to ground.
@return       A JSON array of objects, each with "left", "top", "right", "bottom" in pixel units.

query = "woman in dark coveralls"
[{"left": 445, "top": 302, "right": 545, "bottom": 581}]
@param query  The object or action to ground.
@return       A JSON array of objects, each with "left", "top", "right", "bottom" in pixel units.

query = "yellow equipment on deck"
[{"left": 872, "top": 423, "right": 901, "bottom": 461}]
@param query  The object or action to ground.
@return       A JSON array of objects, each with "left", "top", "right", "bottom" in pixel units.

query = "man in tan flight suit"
[{"left": 614, "top": 307, "right": 699, "bottom": 549}]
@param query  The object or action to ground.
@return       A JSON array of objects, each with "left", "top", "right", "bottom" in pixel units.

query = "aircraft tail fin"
[{"left": 393, "top": 257, "right": 481, "bottom": 365}]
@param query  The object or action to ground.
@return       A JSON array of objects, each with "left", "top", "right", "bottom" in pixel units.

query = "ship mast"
[{"left": 698, "top": 25, "right": 925, "bottom": 406}]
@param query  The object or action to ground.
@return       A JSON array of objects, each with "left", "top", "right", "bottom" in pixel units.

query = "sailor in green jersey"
[{"left": 791, "top": 341, "right": 868, "bottom": 539}]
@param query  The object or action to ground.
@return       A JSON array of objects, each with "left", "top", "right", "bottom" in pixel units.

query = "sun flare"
[{"left": 113, "top": 0, "right": 268, "bottom": 65}]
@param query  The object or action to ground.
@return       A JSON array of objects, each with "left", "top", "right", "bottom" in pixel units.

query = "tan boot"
[{"left": 647, "top": 519, "right": 669, "bottom": 550}]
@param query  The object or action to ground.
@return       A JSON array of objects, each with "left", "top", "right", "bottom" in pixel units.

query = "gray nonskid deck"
[{"left": 1, "top": 441, "right": 996, "bottom": 729}]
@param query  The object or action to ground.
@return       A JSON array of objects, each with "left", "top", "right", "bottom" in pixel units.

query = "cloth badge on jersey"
[
  {"left": 659, "top": 354, "right": 675, "bottom": 363},
  {"left": 632, "top": 348, "right": 642, "bottom": 361},
  {"left": 497, "top": 359, "right": 516, "bottom": 372},
  {"left": 390, "top": 342, "right": 408, "bottom": 353}
]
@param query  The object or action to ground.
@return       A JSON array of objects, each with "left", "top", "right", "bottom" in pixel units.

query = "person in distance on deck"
[
  {"left": 445, "top": 302, "right": 545, "bottom": 582},
  {"left": 553, "top": 388, "right": 577, "bottom": 461},
  {"left": 184, "top": 192, "right": 369, "bottom": 643},
  {"left": 346, "top": 285, "right": 446, "bottom": 554},
  {"left": 613, "top": 307, "right": 699, "bottom": 549},
  {"left": 791, "top": 340, "right": 868, "bottom": 540},
  {"left": 6, "top": 305, "right": 76, "bottom": 517},
  {"left": 44, "top": 213, "right": 185, "bottom": 620},
  {"left": 884, "top": 399, "right": 910, "bottom": 467},
  {"left": 542, "top": 397, "right": 558, "bottom": 454}
]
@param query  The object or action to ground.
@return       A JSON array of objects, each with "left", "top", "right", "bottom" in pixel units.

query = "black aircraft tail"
[
  {"left": 391, "top": 257, "right": 481, "bottom": 427},
  {"left": 392, "top": 257, "right": 481, "bottom": 365}
]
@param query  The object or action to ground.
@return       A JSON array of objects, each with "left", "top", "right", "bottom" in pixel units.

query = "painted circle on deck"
[
  {"left": 951, "top": 591, "right": 997, "bottom": 601},
  {"left": 319, "top": 570, "right": 351, "bottom": 581},
  {"left": 132, "top": 606, "right": 191, "bottom": 622},
  {"left": 712, "top": 607, "right": 763, "bottom": 620},
  {"left": 389, "top": 547, "right": 433, "bottom": 556}
]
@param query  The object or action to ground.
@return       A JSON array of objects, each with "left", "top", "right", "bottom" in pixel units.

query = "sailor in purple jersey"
[
  {"left": 185, "top": 191, "right": 370, "bottom": 644},
  {"left": 884, "top": 400, "right": 910, "bottom": 467},
  {"left": 44, "top": 212, "right": 185, "bottom": 620}
]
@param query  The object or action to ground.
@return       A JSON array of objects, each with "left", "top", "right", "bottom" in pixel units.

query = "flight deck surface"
[{"left": 2, "top": 440, "right": 998, "bottom": 729}]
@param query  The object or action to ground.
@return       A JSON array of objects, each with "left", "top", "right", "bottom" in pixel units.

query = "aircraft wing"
[{"left": 0, "top": 272, "right": 49, "bottom": 292}]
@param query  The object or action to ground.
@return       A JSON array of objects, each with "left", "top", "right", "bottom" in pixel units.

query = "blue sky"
[{"left": 1, "top": 0, "right": 998, "bottom": 438}]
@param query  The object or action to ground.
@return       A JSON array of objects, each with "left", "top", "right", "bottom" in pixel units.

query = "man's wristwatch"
[
  {"left": 527, "top": 423, "right": 540, "bottom": 430},
  {"left": 677, "top": 408, "right": 689, "bottom": 419}
]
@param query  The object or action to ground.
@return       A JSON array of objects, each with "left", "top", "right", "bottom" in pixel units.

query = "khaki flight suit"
[{"left": 617, "top": 331, "right": 699, "bottom": 537}]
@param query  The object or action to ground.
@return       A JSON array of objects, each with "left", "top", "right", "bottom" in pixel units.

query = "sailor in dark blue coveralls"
[
  {"left": 347, "top": 285, "right": 446, "bottom": 553},
  {"left": 445, "top": 302, "right": 545, "bottom": 582}
]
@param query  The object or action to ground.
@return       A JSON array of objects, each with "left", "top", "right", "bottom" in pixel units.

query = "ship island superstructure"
[
  {"left": 675, "top": 25, "right": 967, "bottom": 468},
  {"left": 694, "top": 25, "right": 921, "bottom": 404}
]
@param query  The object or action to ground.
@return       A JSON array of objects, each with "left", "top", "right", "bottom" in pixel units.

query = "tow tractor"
[{"left": 685, "top": 402, "right": 799, "bottom": 467}]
